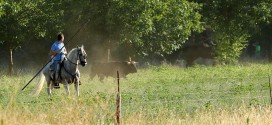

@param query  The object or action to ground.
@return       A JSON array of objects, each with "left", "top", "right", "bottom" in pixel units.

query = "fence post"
[
  {"left": 269, "top": 74, "right": 272, "bottom": 105},
  {"left": 116, "top": 71, "right": 121, "bottom": 125}
]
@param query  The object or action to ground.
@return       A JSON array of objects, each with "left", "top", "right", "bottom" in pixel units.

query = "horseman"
[{"left": 49, "top": 33, "right": 67, "bottom": 89}]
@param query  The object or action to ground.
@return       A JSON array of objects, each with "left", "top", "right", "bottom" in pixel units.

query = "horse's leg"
[
  {"left": 63, "top": 80, "right": 70, "bottom": 95},
  {"left": 47, "top": 78, "right": 52, "bottom": 97},
  {"left": 74, "top": 78, "right": 80, "bottom": 96}
]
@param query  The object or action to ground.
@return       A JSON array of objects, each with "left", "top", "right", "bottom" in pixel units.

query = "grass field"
[{"left": 1, "top": 63, "right": 272, "bottom": 124}]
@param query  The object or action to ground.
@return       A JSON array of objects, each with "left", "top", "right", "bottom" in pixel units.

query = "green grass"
[{"left": 1, "top": 63, "right": 272, "bottom": 124}]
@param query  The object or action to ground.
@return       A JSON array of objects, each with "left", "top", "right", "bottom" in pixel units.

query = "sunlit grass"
[{"left": 1, "top": 63, "right": 272, "bottom": 124}]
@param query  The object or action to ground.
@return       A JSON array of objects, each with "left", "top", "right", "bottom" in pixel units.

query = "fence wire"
[{"left": 114, "top": 74, "right": 272, "bottom": 110}]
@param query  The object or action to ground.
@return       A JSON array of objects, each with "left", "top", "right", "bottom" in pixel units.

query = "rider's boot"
[{"left": 54, "top": 63, "right": 61, "bottom": 89}]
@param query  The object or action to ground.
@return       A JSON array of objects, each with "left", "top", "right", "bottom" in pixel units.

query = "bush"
[{"left": 214, "top": 31, "right": 248, "bottom": 64}]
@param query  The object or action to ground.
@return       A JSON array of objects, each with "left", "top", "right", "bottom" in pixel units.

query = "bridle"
[
  {"left": 63, "top": 47, "right": 87, "bottom": 77},
  {"left": 66, "top": 48, "right": 86, "bottom": 66}
]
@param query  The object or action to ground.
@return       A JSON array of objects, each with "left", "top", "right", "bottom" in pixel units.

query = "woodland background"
[{"left": 0, "top": 0, "right": 272, "bottom": 74}]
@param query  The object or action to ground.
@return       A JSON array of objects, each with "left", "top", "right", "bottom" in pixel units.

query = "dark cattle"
[
  {"left": 90, "top": 61, "right": 137, "bottom": 81},
  {"left": 182, "top": 44, "right": 215, "bottom": 67},
  {"left": 165, "top": 44, "right": 215, "bottom": 67}
]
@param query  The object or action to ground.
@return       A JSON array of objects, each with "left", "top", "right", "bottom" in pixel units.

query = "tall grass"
[{"left": 1, "top": 63, "right": 272, "bottom": 124}]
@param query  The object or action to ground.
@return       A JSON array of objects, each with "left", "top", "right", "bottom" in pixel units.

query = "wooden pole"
[
  {"left": 269, "top": 74, "right": 272, "bottom": 105},
  {"left": 116, "top": 71, "right": 121, "bottom": 124}
]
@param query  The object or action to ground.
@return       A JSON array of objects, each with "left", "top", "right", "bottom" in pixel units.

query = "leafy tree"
[
  {"left": 0, "top": 1, "right": 4, "bottom": 17},
  {"left": 78, "top": 0, "right": 203, "bottom": 61},
  {"left": 0, "top": 0, "right": 65, "bottom": 74},
  {"left": 109, "top": 0, "right": 203, "bottom": 59},
  {"left": 193, "top": 0, "right": 272, "bottom": 64},
  {"left": 78, "top": 0, "right": 272, "bottom": 63}
]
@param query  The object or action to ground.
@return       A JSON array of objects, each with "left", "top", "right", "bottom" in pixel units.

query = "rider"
[{"left": 49, "top": 33, "right": 67, "bottom": 89}]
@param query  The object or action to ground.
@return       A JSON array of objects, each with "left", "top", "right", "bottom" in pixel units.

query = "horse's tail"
[{"left": 31, "top": 72, "right": 46, "bottom": 96}]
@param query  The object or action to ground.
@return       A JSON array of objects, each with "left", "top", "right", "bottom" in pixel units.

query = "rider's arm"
[
  {"left": 49, "top": 43, "right": 65, "bottom": 56},
  {"left": 63, "top": 48, "right": 67, "bottom": 55},
  {"left": 49, "top": 48, "right": 66, "bottom": 56},
  {"left": 49, "top": 43, "right": 58, "bottom": 56}
]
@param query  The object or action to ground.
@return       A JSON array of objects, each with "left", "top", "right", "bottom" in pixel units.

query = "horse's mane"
[{"left": 67, "top": 48, "right": 78, "bottom": 59}]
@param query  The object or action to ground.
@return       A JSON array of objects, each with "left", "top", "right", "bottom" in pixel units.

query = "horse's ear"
[
  {"left": 81, "top": 44, "right": 84, "bottom": 48},
  {"left": 77, "top": 46, "right": 79, "bottom": 49}
]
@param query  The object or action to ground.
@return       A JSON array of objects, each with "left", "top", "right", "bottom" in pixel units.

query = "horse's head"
[{"left": 77, "top": 45, "right": 87, "bottom": 66}]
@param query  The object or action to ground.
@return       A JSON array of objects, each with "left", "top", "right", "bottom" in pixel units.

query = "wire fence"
[
  {"left": 13, "top": 72, "right": 272, "bottom": 113},
  {"left": 113, "top": 74, "right": 272, "bottom": 113}
]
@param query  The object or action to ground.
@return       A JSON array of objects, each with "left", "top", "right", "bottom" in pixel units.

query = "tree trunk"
[{"left": 8, "top": 48, "right": 14, "bottom": 75}]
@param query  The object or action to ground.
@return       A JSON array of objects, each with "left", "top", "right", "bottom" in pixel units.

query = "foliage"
[
  {"left": 213, "top": 29, "right": 249, "bottom": 64},
  {"left": 73, "top": 0, "right": 272, "bottom": 62},
  {"left": 0, "top": 0, "right": 65, "bottom": 49},
  {"left": 1, "top": 0, "right": 272, "bottom": 67},
  {"left": 193, "top": 0, "right": 272, "bottom": 64},
  {"left": 80, "top": 0, "right": 203, "bottom": 59},
  {"left": 0, "top": 0, "right": 4, "bottom": 17},
  {"left": 253, "top": 1, "right": 272, "bottom": 23},
  {"left": 108, "top": 0, "right": 203, "bottom": 57}
]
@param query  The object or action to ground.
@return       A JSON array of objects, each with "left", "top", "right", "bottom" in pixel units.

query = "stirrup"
[{"left": 53, "top": 82, "right": 60, "bottom": 89}]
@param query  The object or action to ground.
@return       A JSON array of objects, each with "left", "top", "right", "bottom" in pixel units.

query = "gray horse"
[{"left": 32, "top": 45, "right": 87, "bottom": 96}]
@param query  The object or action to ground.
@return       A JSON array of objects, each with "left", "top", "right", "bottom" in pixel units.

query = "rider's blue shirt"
[{"left": 50, "top": 41, "right": 66, "bottom": 62}]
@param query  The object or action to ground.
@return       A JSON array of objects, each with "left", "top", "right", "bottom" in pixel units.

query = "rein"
[
  {"left": 63, "top": 64, "right": 78, "bottom": 78},
  {"left": 63, "top": 50, "right": 80, "bottom": 77},
  {"left": 66, "top": 56, "right": 78, "bottom": 65},
  {"left": 66, "top": 49, "right": 83, "bottom": 66}
]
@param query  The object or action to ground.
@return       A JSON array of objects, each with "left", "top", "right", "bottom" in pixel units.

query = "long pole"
[{"left": 20, "top": 19, "right": 90, "bottom": 92}]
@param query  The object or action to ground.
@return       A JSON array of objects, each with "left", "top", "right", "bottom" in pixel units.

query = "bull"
[
  {"left": 181, "top": 44, "right": 215, "bottom": 67},
  {"left": 89, "top": 61, "right": 137, "bottom": 81}
]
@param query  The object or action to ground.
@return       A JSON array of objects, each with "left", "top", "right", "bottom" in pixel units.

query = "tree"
[
  {"left": 0, "top": 0, "right": 65, "bottom": 75},
  {"left": 75, "top": 0, "right": 203, "bottom": 61},
  {"left": 0, "top": 1, "right": 4, "bottom": 17},
  {"left": 192, "top": 0, "right": 272, "bottom": 64},
  {"left": 109, "top": 0, "right": 203, "bottom": 59}
]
